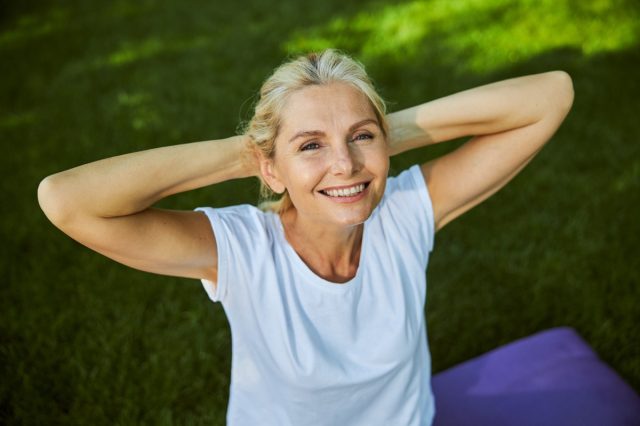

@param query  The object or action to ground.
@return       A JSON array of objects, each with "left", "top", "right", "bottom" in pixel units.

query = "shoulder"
[
  {"left": 386, "top": 164, "right": 426, "bottom": 191},
  {"left": 373, "top": 164, "right": 436, "bottom": 254},
  {"left": 195, "top": 203, "right": 275, "bottom": 256},
  {"left": 379, "top": 164, "right": 432, "bottom": 211},
  {"left": 196, "top": 203, "right": 264, "bottom": 218},
  {"left": 196, "top": 204, "right": 270, "bottom": 233},
  {"left": 194, "top": 204, "right": 275, "bottom": 303}
]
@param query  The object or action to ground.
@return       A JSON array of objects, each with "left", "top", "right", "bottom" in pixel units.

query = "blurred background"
[{"left": 1, "top": 0, "right": 638, "bottom": 423}]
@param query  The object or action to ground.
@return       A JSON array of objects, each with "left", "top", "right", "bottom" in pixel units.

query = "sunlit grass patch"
[
  {"left": 284, "top": 0, "right": 640, "bottom": 73},
  {"left": 105, "top": 36, "right": 211, "bottom": 67}
]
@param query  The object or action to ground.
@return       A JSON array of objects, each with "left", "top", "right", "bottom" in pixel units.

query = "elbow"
[
  {"left": 548, "top": 70, "right": 574, "bottom": 115},
  {"left": 38, "top": 174, "right": 74, "bottom": 228}
]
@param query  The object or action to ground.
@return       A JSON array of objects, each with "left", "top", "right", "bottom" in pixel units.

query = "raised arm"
[
  {"left": 386, "top": 71, "right": 574, "bottom": 230},
  {"left": 37, "top": 135, "right": 255, "bottom": 283}
]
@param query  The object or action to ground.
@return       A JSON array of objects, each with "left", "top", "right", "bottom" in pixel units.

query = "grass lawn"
[{"left": 1, "top": 0, "right": 639, "bottom": 423}]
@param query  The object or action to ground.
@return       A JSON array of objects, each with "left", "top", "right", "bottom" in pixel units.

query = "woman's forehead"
[{"left": 280, "top": 83, "right": 377, "bottom": 131}]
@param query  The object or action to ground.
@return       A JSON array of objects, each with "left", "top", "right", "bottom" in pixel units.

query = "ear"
[{"left": 259, "top": 156, "right": 286, "bottom": 194}]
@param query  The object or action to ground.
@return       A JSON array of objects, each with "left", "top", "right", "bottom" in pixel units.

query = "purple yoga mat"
[{"left": 431, "top": 327, "right": 640, "bottom": 425}]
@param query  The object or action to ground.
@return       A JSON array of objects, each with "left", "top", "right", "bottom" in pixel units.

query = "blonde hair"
[{"left": 240, "top": 48, "right": 389, "bottom": 213}]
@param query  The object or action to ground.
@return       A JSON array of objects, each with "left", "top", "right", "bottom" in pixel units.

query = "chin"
[{"left": 327, "top": 205, "right": 376, "bottom": 227}]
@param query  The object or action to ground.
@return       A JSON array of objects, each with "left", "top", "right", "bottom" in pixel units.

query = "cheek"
[
  {"left": 379, "top": 152, "right": 390, "bottom": 172},
  {"left": 278, "top": 155, "right": 326, "bottom": 192},
  {"left": 363, "top": 146, "right": 390, "bottom": 176}
]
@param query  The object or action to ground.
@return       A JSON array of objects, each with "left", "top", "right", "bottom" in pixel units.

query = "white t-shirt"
[{"left": 196, "top": 165, "right": 436, "bottom": 426}]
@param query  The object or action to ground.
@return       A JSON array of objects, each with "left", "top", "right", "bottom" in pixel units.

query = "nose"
[{"left": 330, "top": 142, "right": 360, "bottom": 176}]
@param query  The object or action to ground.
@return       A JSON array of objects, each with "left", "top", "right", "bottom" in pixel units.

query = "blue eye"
[
  {"left": 300, "top": 142, "right": 320, "bottom": 151},
  {"left": 300, "top": 134, "right": 372, "bottom": 151},
  {"left": 353, "top": 133, "right": 373, "bottom": 142}
]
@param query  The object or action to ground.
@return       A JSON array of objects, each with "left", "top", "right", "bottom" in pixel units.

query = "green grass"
[{"left": 1, "top": 0, "right": 639, "bottom": 424}]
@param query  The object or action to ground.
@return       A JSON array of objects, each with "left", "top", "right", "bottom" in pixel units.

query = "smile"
[{"left": 319, "top": 182, "right": 369, "bottom": 198}]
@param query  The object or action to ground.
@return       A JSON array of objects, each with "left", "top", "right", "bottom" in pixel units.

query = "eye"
[
  {"left": 352, "top": 133, "right": 373, "bottom": 142},
  {"left": 300, "top": 141, "right": 320, "bottom": 151}
]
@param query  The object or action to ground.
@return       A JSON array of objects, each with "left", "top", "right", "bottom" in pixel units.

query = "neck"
[{"left": 280, "top": 208, "right": 363, "bottom": 283}]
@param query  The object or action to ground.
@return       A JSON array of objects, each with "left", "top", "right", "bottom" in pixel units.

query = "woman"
[{"left": 38, "top": 49, "right": 574, "bottom": 425}]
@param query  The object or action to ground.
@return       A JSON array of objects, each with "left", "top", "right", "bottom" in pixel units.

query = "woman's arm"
[
  {"left": 386, "top": 71, "right": 574, "bottom": 230},
  {"left": 38, "top": 135, "right": 255, "bottom": 282}
]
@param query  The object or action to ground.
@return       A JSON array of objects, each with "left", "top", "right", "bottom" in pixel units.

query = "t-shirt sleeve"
[
  {"left": 194, "top": 204, "right": 269, "bottom": 304},
  {"left": 378, "top": 164, "right": 436, "bottom": 263}
]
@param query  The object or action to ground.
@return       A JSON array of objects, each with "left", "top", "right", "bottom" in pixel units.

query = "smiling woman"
[
  {"left": 261, "top": 82, "right": 389, "bottom": 234},
  {"left": 37, "top": 48, "right": 573, "bottom": 425},
  {"left": 243, "top": 50, "right": 390, "bottom": 215}
]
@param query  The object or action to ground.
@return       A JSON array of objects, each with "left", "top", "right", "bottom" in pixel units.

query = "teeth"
[{"left": 324, "top": 184, "right": 365, "bottom": 197}]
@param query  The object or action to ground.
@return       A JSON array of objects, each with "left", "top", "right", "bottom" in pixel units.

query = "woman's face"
[{"left": 262, "top": 82, "right": 389, "bottom": 228}]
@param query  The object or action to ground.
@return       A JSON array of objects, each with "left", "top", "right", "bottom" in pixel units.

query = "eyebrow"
[{"left": 288, "top": 118, "right": 380, "bottom": 143}]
